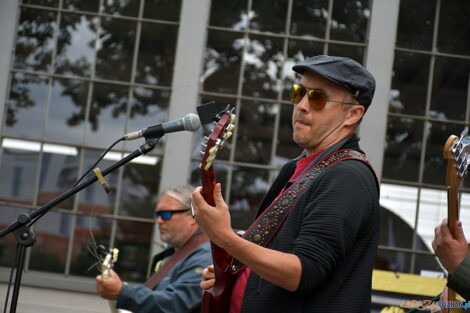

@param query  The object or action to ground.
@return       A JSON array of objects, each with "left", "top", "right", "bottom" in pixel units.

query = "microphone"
[{"left": 124, "top": 113, "right": 201, "bottom": 140}]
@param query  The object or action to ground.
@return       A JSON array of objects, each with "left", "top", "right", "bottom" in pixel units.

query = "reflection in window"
[
  {"left": 329, "top": 0, "right": 370, "bottom": 43},
  {"left": 383, "top": 117, "right": 424, "bottom": 182},
  {"left": 85, "top": 83, "right": 128, "bottom": 149},
  {"left": 389, "top": 52, "right": 430, "bottom": 116},
  {"left": 5, "top": 74, "right": 49, "bottom": 140},
  {"left": 203, "top": 30, "right": 243, "bottom": 95},
  {"left": 242, "top": 35, "right": 284, "bottom": 99},
  {"left": 230, "top": 167, "right": 270, "bottom": 229},
  {"left": 135, "top": 23, "right": 178, "bottom": 86},
  {"left": 45, "top": 79, "right": 89, "bottom": 145},
  {"left": 249, "top": 0, "right": 288, "bottom": 33},
  {"left": 95, "top": 18, "right": 136, "bottom": 82},
  {"left": 114, "top": 220, "right": 153, "bottom": 282},
  {"left": 290, "top": 0, "right": 328, "bottom": 38},
  {"left": 437, "top": 0, "right": 470, "bottom": 55},
  {"left": 396, "top": 0, "right": 436, "bottom": 50},
  {"left": 29, "top": 211, "right": 71, "bottom": 273},
  {"left": 103, "top": 0, "right": 139, "bottom": 17},
  {"left": 14, "top": 7, "right": 57, "bottom": 72},
  {"left": 55, "top": 14, "right": 98, "bottom": 77},
  {"left": 0, "top": 146, "right": 40, "bottom": 206},
  {"left": 209, "top": 0, "right": 247, "bottom": 29},
  {"left": 144, "top": 0, "right": 183, "bottom": 22},
  {"left": 235, "top": 101, "right": 277, "bottom": 164},
  {"left": 119, "top": 162, "right": 160, "bottom": 218}
]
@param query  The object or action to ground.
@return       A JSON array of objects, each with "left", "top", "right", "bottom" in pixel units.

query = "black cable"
[
  {"left": 73, "top": 136, "right": 124, "bottom": 188},
  {"left": 28, "top": 136, "right": 124, "bottom": 228}
]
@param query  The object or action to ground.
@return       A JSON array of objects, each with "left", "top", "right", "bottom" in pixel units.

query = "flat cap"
[{"left": 292, "top": 55, "right": 376, "bottom": 109}]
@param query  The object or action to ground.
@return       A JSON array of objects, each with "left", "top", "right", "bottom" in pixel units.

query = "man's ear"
[{"left": 345, "top": 105, "right": 365, "bottom": 126}]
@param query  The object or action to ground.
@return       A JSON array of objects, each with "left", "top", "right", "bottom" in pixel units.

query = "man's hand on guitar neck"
[
  {"left": 96, "top": 269, "right": 123, "bottom": 300},
  {"left": 200, "top": 265, "right": 215, "bottom": 291},
  {"left": 432, "top": 219, "right": 469, "bottom": 274},
  {"left": 192, "top": 183, "right": 237, "bottom": 248}
]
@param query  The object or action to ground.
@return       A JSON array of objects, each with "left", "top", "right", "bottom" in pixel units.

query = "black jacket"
[{"left": 240, "top": 135, "right": 380, "bottom": 313}]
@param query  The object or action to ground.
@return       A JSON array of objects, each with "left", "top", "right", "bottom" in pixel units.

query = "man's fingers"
[
  {"left": 453, "top": 221, "right": 467, "bottom": 243},
  {"left": 200, "top": 278, "right": 215, "bottom": 291}
]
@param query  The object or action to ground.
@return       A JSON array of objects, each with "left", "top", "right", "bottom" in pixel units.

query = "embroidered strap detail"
[{"left": 229, "top": 149, "right": 373, "bottom": 274}]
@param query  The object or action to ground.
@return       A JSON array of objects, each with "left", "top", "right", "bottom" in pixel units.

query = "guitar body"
[{"left": 198, "top": 109, "right": 237, "bottom": 313}]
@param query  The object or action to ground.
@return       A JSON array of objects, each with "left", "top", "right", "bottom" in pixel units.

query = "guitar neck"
[{"left": 200, "top": 166, "right": 216, "bottom": 206}]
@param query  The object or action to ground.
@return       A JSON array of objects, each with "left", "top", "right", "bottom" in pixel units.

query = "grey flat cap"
[{"left": 292, "top": 55, "right": 376, "bottom": 109}]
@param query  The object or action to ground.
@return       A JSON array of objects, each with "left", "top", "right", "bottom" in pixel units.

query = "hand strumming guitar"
[{"left": 96, "top": 268, "right": 123, "bottom": 300}]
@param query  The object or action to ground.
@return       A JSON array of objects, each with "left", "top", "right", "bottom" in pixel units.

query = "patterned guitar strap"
[{"left": 229, "top": 149, "right": 378, "bottom": 274}]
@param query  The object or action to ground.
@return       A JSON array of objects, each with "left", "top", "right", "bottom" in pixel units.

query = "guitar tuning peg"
[
  {"left": 227, "top": 124, "right": 235, "bottom": 132},
  {"left": 230, "top": 114, "right": 237, "bottom": 123},
  {"left": 209, "top": 146, "right": 218, "bottom": 155},
  {"left": 224, "top": 131, "right": 233, "bottom": 140},
  {"left": 200, "top": 151, "right": 205, "bottom": 155},
  {"left": 202, "top": 142, "right": 207, "bottom": 147}
]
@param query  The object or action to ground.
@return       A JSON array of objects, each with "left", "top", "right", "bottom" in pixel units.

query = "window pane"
[
  {"left": 235, "top": 100, "right": 276, "bottom": 164},
  {"left": 380, "top": 184, "right": 417, "bottom": 244},
  {"left": 389, "top": 52, "right": 431, "bottom": 116},
  {"left": 45, "top": 79, "right": 88, "bottom": 145},
  {"left": 276, "top": 103, "right": 302, "bottom": 164},
  {"left": 135, "top": 23, "right": 178, "bottom": 86},
  {"left": 144, "top": 0, "right": 182, "bottom": 22},
  {"left": 423, "top": 122, "right": 462, "bottom": 186},
  {"left": 416, "top": 188, "right": 447, "bottom": 252},
  {"left": 29, "top": 211, "right": 71, "bottom": 274},
  {"left": 0, "top": 206, "right": 31, "bottom": 267},
  {"left": 0, "top": 144, "right": 40, "bottom": 206},
  {"left": 114, "top": 220, "right": 153, "bottom": 282},
  {"left": 55, "top": 14, "right": 98, "bottom": 77},
  {"left": 37, "top": 149, "right": 79, "bottom": 209},
  {"left": 5, "top": 74, "right": 49, "bottom": 140},
  {"left": 229, "top": 167, "right": 269, "bottom": 230},
  {"left": 395, "top": 0, "right": 436, "bottom": 50},
  {"left": 63, "top": 0, "right": 99, "bottom": 12},
  {"left": 69, "top": 215, "right": 113, "bottom": 277},
  {"left": 209, "top": 0, "right": 247, "bottom": 29},
  {"left": 328, "top": 44, "right": 364, "bottom": 64},
  {"left": 124, "top": 87, "right": 170, "bottom": 153},
  {"left": 382, "top": 117, "right": 424, "bottom": 182},
  {"left": 76, "top": 149, "right": 119, "bottom": 214},
  {"left": 249, "top": 0, "right": 288, "bottom": 34},
  {"left": 430, "top": 57, "right": 469, "bottom": 121},
  {"left": 203, "top": 30, "right": 243, "bottom": 95},
  {"left": 290, "top": 0, "right": 328, "bottom": 38},
  {"left": 242, "top": 35, "right": 284, "bottom": 99},
  {"left": 103, "top": 0, "right": 139, "bottom": 17},
  {"left": 95, "top": 18, "right": 136, "bottom": 82},
  {"left": 330, "top": 0, "right": 370, "bottom": 43},
  {"left": 85, "top": 83, "right": 128, "bottom": 149},
  {"left": 14, "top": 8, "right": 57, "bottom": 72},
  {"left": 284, "top": 40, "right": 324, "bottom": 100},
  {"left": 118, "top": 162, "right": 160, "bottom": 218},
  {"left": 23, "top": 0, "right": 59, "bottom": 7},
  {"left": 437, "top": 0, "right": 470, "bottom": 55}
]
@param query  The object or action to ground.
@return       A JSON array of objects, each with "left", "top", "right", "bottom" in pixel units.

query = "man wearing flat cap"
[{"left": 193, "top": 55, "right": 380, "bottom": 313}]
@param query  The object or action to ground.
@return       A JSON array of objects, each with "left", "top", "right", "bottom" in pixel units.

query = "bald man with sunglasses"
[
  {"left": 96, "top": 185, "right": 212, "bottom": 313},
  {"left": 192, "top": 55, "right": 380, "bottom": 313}
]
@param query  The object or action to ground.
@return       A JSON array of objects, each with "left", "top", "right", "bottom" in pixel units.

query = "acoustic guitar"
[{"left": 199, "top": 107, "right": 236, "bottom": 313}]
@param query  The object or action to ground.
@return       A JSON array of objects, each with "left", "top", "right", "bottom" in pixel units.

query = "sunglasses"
[
  {"left": 290, "top": 84, "right": 354, "bottom": 110},
  {"left": 154, "top": 209, "right": 190, "bottom": 221}
]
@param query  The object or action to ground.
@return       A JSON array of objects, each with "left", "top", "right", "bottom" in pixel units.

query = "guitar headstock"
[
  {"left": 444, "top": 127, "right": 470, "bottom": 187},
  {"left": 199, "top": 106, "right": 236, "bottom": 171},
  {"left": 97, "top": 245, "right": 119, "bottom": 281}
]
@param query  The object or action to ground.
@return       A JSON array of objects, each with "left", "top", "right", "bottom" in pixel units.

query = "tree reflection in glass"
[
  {"left": 330, "top": 0, "right": 370, "bottom": 43},
  {"left": 14, "top": 7, "right": 57, "bottom": 72},
  {"left": 249, "top": 0, "right": 288, "bottom": 33},
  {"left": 235, "top": 101, "right": 276, "bottom": 164}
]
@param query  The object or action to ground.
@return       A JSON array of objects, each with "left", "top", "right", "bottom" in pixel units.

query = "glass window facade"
[{"left": 1, "top": 0, "right": 470, "bottom": 298}]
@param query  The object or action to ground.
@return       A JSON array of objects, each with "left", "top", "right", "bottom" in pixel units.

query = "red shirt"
[{"left": 229, "top": 150, "right": 323, "bottom": 313}]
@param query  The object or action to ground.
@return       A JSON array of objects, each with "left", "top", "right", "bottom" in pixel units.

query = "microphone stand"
[{"left": 0, "top": 137, "right": 160, "bottom": 313}]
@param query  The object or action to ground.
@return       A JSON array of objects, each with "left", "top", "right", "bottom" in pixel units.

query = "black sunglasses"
[{"left": 154, "top": 209, "right": 191, "bottom": 221}]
